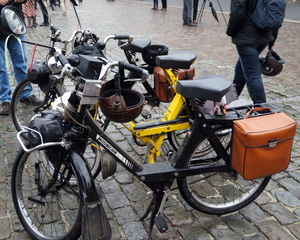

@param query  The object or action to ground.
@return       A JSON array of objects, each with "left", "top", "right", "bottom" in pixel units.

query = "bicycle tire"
[
  {"left": 11, "top": 77, "right": 51, "bottom": 132},
  {"left": 177, "top": 125, "right": 271, "bottom": 215},
  {"left": 11, "top": 145, "right": 82, "bottom": 240},
  {"left": 167, "top": 105, "right": 191, "bottom": 152}
]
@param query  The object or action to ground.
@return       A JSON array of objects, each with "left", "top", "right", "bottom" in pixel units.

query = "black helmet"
[
  {"left": 99, "top": 80, "right": 144, "bottom": 123},
  {"left": 260, "top": 50, "right": 285, "bottom": 77}
]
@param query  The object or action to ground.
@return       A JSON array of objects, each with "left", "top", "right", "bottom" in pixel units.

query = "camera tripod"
[{"left": 196, "top": 0, "right": 227, "bottom": 24}]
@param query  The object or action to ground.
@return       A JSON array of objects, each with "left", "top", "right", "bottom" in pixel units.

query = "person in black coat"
[{"left": 226, "top": 0, "right": 277, "bottom": 104}]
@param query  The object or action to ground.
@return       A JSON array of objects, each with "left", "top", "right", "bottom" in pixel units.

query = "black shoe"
[
  {"left": 20, "top": 95, "right": 42, "bottom": 106},
  {"left": 151, "top": 7, "right": 158, "bottom": 10},
  {"left": 39, "top": 22, "right": 49, "bottom": 26},
  {"left": 0, "top": 102, "right": 11, "bottom": 115}
]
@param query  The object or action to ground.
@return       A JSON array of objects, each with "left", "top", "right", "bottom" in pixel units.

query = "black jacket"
[
  {"left": 226, "top": 0, "right": 276, "bottom": 45},
  {"left": 0, "top": 0, "right": 26, "bottom": 39}
]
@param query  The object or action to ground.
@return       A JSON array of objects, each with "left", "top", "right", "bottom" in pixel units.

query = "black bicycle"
[
  {"left": 12, "top": 52, "right": 275, "bottom": 240},
  {"left": 5, "top": 4, "right": 285, "bottom": 240}
]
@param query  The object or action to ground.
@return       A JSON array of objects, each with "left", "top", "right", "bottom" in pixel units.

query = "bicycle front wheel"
[
  {"left": 177, "top": 126, "right": 271, "bottom": 215},
  {"left": 11, "top": 146, "right": 82, "bottom": 240}
]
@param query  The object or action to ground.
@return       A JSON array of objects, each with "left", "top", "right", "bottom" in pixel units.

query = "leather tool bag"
[
  {"left": 154, "top": 66, "right": 195, "bottom": 102},
  {"left": 231, "top": 107, "right": 297, "bottom": 180}
]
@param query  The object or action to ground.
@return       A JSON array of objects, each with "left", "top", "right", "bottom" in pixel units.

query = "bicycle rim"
[
  {"left": 177, "top": 126, "right": 271, "bottom": 215},
  {"left": 11, "top": 147, "right": 82, "bottom": 240},
  {"left": 11, "top": 78, "right": 50, "bottom": 131}
]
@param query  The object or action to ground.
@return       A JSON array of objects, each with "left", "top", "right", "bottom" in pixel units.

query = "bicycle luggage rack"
[{"left": 17, "top": 126, "right": 63, "bottom": 153}]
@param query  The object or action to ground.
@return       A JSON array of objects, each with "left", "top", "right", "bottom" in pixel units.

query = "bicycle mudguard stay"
[{"left": 68, "top": 149, "right": 112, "bottom": 239}]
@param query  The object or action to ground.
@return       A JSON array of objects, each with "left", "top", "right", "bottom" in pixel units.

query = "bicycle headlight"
[{"left": 48, "top": 56, "right": 62, "bottom": 74}]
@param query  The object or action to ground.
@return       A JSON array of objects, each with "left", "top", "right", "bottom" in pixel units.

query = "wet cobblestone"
[{"left": 1, "top": 0, "right": 300, "bottom": 239}]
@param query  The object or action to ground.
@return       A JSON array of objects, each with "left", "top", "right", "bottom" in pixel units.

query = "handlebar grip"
[
  {"left": 119, "top": 62, "right": 149, "bottom": 79},
  {"left": 57, "top": 53, "right": 69, "bottom": 66},
  {"left": 114, "top": 35, "right": 131, "bottom": 40}
]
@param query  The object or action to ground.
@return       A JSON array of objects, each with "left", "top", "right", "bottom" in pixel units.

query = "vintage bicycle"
[
  {"left": 5, "top": 5, "right": 295, "bottom": 240},
  {"left": 12, "top": 52, "right": 281, "bottom": 239}
]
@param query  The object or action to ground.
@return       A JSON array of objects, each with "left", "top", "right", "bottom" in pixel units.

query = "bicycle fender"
[
  {"left": 69, "top": 150, "right": 112, "bottom": 240},
  {"left": 69, "top": 149, "right": 99, "bottom": 203}
]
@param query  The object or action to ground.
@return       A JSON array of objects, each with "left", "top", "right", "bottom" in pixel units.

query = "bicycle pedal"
[
  {"left": 161, "top": 141, "right": 174, "bottom": 156},
  {"left": 154, "top": 213, "right": 168, "bottom": 233},
  {"left": 141, "top": 109, "right": 151, "bottom": 119}
]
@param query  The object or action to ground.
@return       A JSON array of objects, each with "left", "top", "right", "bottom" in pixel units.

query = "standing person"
[
  {"left": 37, "top": 0, "right": 49, "bottom": 26},
  {"left": 192, "top": 0, "right": 199, "bottom": 24},
  {"left": 151, "top": 0, "right": 158, "bottom": 10},
  {"left": 226, "top": 0, "right": 277, "bottom": 104},
  {"left": 22, "top": 0, "right": 37, "bottom": 28},
  {"left": 161, "top": 0, "right": 167, "bottom": 11},
  {"left": 183, "top": 0, "right": 197, "bottom": 27},
  {"left": 0, "top": 0, "right": 40, "bottom": 115}
]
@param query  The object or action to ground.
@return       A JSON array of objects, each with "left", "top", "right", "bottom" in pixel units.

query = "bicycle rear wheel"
[
  {"left": 11, "top": 146, "right": 82, "bottom": 240},
  {"left": 177, "top": 125, "right": 271, "bottom": 215},
  {"left": 11, "top": 77, "right": 52, "bottom": 132}
]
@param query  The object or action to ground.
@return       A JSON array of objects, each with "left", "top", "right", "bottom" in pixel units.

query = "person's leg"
[
  {"left": 38, "top": 0, "right": 49, "bottom": 24},
  {"left": 161, "top": 0, "right": 167, "bottom": 9},
  {"left": 0, "top": 39, "right": 11, "bottom": 103},
  {"left": 61, "top": 0, "right": 66, "bottom": 15},
  {"left": 185, "top": 0, "right": 193, "bottom": 23},
  {"left": 234, "top": 44, "right": 267, "bottom": 103},
  {"left": 182, "top": 0, "right": 188, "bottom": 23},
  {"left": 8, "top": 35, "right": 32, "bottom": 99},
  {"left": 152, "top": 0, "right": 158, "bottom": 9},
  {"left": 233, "top": 58, "right": 246, "bottom": 96},
  {"left": 49, "top": 0, "right": 55, "bottom": 11},
  {"left": 193, "top": 0, "right": 199, "bottom": 22}
]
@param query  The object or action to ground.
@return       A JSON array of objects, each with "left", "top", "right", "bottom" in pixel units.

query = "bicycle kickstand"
[{"left": 140, "top": 187, "right": 170, "bottom": 239}]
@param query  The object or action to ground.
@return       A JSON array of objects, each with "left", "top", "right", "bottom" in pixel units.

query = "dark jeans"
[
  {"left": 233, "top": 44, "right": 268, "bottom": 104},
  {"left": 193, "top": 0, "right": 199, "bottom": 21},
  {"left": 37, "top": 0, "right": 49, "bottom": 24}
]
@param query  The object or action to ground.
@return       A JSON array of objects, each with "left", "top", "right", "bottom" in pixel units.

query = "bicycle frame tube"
[
  {"left": 119, "top": 93, "right": 190, "bottom": 162},
  {"left": 84, "top": 109, "right": 231, "bottom": 183}
]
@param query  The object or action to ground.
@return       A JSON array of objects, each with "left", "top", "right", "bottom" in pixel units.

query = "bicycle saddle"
[
  {"left": 176, "top": 75, "right": 232, "bottom": 102},
  {"left": 118, "top": 37, "right": 151, "bottom": 52},
  {"left": 156, "top": 50, "right": 197, "bottom": 69}
]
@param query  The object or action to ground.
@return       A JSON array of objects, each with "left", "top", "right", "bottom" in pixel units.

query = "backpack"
[{"left": 250, "top": 0, "right": 286, "bottom": 31}]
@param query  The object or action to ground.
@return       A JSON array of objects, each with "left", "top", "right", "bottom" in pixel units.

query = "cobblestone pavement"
[{"left": 1, "top": 0, "right": 300, "bottom": 239}]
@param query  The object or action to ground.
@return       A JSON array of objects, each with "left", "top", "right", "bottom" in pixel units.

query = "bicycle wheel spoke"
[
  {"left": 178, "top": 126, "right": 270, "bottom": 215},
  {"left": 12, "top": 148, "right": 82, "bottom": 240}
]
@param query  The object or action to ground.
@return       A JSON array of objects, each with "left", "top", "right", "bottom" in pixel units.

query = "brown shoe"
[
  {"left": 20, "top": 95, "right": 42, "bottom": 106},
  {"left": 0, "top": 102, "right": 11, "bottom": 115}
]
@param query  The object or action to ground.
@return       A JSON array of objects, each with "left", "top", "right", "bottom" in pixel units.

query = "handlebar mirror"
[
  {"left": 69, "top": 0, "right": 79, "bottom": 6},
  {"left": 1, "top": 6, "right": 26, "bottom": 35}
]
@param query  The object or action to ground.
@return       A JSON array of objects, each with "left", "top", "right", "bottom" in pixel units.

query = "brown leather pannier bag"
[
  {"left": 231, "top": 107, "right": 297, "bottom": 180},
  {"left": 154, "top": 66, "right": 195, "bottom": 102}
]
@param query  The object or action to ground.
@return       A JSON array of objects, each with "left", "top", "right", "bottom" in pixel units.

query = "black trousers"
[
  {"left": 37, "top": 0, "right": 49, "bottom": 24},
  {"left": 193, "top": 0, "right": 199, "bottom": 21},
  {"left": 162, "top": 0, "right": 167, "bottom": 9}
]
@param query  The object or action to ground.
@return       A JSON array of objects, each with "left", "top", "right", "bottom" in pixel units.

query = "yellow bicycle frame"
[{"left": 120, "top": 68, "right": 192, "bottom": 163}]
